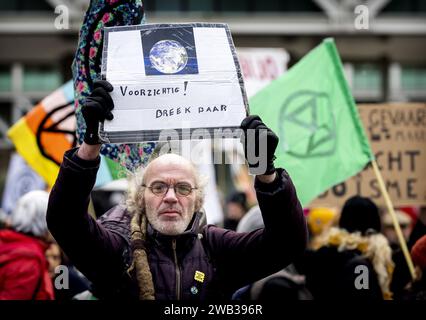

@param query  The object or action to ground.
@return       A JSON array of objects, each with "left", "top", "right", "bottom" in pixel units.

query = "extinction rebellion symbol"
[
  {"left": 36, "top": 103, "right": 77, "bottom": 165},
  {"left": 279, "top": 90, "right": 337, "bottom": 158}
]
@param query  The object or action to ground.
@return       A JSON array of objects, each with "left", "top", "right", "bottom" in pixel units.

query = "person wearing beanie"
[
  {"left": 0, "top": 190, "right": 54, "bottom": 300},
  {"left": 307, "top": 207, "right": 338, "bottom": 237},
  {"left": 339, "top": 196, "right": 382, "bottom": 235},
  {"left": 297, "top": 196, "right": 394, "bottom": 300}
]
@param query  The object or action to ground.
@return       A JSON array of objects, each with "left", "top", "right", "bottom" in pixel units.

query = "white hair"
[{"left": 10, "top": 190, "right": 49, "bottom": 238}]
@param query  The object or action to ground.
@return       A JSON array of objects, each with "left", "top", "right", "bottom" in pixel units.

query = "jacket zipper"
[{"left": 172, "top": 239, "right": 181, "bottom": 300}]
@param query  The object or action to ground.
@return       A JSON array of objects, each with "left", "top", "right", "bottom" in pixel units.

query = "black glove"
[
  {"left": 81, "top": 80, "right": 114, "bottom": 145},
  {"left": 240, "top": 115, "right": 279, "bottom": 175}
]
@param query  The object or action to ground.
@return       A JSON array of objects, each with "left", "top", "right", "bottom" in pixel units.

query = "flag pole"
[{"left": 371, "top": 160, "right": 416, "bottom": 280}]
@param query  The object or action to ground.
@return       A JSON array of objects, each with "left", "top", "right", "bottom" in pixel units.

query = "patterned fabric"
[{"left": 72, "top": 0, "right": 155, "bottom": 171}]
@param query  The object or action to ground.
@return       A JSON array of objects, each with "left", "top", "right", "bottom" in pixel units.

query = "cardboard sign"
[
  {"left": 100, "top": 23, "right": 248, "bottom": 143},
  {"left": 311, "top": 103, "right": 426, "bottom": 208}
]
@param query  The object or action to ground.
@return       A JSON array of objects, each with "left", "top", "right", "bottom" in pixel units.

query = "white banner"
[{"left": 237, "top": 48, "right": 289, "bottom": 98}]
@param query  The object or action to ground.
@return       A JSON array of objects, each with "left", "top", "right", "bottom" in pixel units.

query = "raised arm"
[
  {"left": 203, "top": 115, "right": 307, "bottom": 293},
  {"left": 46, "top": 81, "right": 127, "bottom": 293}
]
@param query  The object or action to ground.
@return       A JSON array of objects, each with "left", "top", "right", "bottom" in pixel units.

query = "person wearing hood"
[{"left": 0, "top": 190, "right": 54, "bottom": 300}]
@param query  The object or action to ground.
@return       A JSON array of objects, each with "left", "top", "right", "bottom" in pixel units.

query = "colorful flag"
[
  {"left": 7, "top": 81, "right": 76, "bottom": 187},
  {"left": 6, "top": 80, "right": 126, "bottom": 188},
  {"left": 249, "top": 38, "right": 374, "bottom": 206}
]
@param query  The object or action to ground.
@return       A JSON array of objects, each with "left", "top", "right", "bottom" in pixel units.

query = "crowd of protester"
[{"left": 1, "top": 185, "right": 425, "bottom": 300}]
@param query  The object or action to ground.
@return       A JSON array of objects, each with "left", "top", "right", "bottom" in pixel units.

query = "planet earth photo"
[{"left": 149, "top": 39, "right": 188, "bottom": 74}]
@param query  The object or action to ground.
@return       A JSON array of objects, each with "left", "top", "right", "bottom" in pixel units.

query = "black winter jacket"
[{"left": 47, "top": 148, "right": 307, "bottom": 300}]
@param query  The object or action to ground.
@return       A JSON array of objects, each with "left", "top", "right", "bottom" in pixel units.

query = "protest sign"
[
  {"left": 237, "top": 48, "right": 289, "bottom": 98},
  {"left": 100, "top": 23, "right": 248, "bottom": 143},
  {"left": 311, "top": 103, "right": 426, "bottom": 208}
]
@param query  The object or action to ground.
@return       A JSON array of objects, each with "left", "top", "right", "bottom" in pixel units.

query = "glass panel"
[
  {"left": 282, "top": 0, "right": 322, "bottom": 12},
  {"left": 156, "top": 0, "right": 180, "bottom": 11},
  {"left": 147, "top": 0, "right": 331, "bottom": 12},
  {"left": 353, "top": 64, "right": 382, "bottom": 92},
  {"left": 0, "top": 67, "right": 11, "bottom": 92},
  {"left": 255, "top": 1, "right": 284, "bottom": 12},
  {"left": 0, "top": 0, "right": 52, "bottom": 11},
  {"left": 382, "top": 0, "right": 426, "bottom": 13},
  {"left": 401, "top": 67, "right": 426, "bottom": 91},
  {"left": 220, "top": 0, "right": 249, "bottom": 12},
  {"left": 189, "top": 0, "right": 213, "bottom": 11},
  {"left": 23, "top": 67, "right": 62, "bottom": 92}
]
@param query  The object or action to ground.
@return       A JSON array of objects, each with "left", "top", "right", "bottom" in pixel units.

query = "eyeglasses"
[{"left": 142, "top": 181, "right": 197, "bottom": 197}]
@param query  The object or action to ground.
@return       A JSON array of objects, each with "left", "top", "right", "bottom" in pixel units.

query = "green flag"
[{"left": 249, "top": 38, "right": 374, "bottom": 207}]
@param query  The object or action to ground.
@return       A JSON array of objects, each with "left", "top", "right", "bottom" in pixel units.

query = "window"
[
  {"left": 0, "top": 0, "right": 52, "bottom": 11},
  {"left": 352, "top": 63, "right": 383, "bottom": 101},
  {"left": 0, "top": 67, "right": 11, "bottom": 93},
  {"left": 382, "top": 0, "right": 426, "bottom": 13},
  {"left": 189, "top": 0, "right": 213, "bottom": 11},
  {"left": 144, "top": 0, "right": 322, "bottom": 13},
  {"left": 155, "top": 0, "right": 180, "bottom": 11},
  {"left": 23, "top": 66, "right": 62, "bottom": 92},
  {"left": 401, "top": 67, "right": 426, "bottom": 92}
]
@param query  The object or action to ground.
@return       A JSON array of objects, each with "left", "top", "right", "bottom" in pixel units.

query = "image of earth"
[{"left": 149, "top": 39, "right": 188, "bottom": 74}]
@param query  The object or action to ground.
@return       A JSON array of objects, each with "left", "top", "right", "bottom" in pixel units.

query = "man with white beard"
[{"left": 46, "top": 80, "right": 307, "bottom": 300}]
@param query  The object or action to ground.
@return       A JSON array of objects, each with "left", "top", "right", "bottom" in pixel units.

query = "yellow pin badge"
[{"left": 194, "top": 270, "right": 205, "bottom": 283}]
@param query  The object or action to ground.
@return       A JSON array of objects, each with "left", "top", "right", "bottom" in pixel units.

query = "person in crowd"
[
  {"left": 46, "top": 243, "right": 62, "bottom": 280},
  {"left": 382, "top": 209, "right": 413, "bottom": 247},
  {"left": 382, "top": 209, "right": 414, "bottom": 299},
  {"left": 407, "top": 207, "right": 426, "bottom": 250},
  {"left": 223, "top": 191, "right": 248, "bottom": 231},
  {"left": 46, "top": 80, "right": 307, "bottom": 300},
  {"left": 403, "top": 234, "right": 426, "bottom": 300},
  {"left": 0, "top": 190, "right": 54, "bottom": 300},
  {"left": 296, "top": 196, "right": 394, "bottom": 300},
  {"left": 236, "top": 205, "right": 263, "bottom": 233},
  {"left": 233, "top": 205, "right": 313, "bottom": 301},
  {"left": 306, "top": 207, "right": 338, "bottom": 239},
  {"left": 49, "top": 248, "right": 93, "bottom": 301},
  {"left": 0, "top": 209, "right": 10, "bottom": 230}
]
